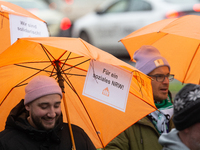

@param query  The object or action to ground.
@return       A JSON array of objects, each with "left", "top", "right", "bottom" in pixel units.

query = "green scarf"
[{"left": 148, "top": 95, "right": 173, "bottom": 134}]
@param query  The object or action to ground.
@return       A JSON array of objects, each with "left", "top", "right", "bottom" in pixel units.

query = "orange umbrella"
[
  {"left": 0, "top": 37, "right": 156, "bottom": 149},
  {"left": 121, "top": 15, "right": 200, "bottom": 84},
  {"left": 0, "top": 1, "right": 49, "bottom": 54}
]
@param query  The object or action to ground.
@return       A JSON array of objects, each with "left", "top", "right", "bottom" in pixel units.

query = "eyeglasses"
[{"left": 148, "top": 74, "right": 174, "bottom": 82}]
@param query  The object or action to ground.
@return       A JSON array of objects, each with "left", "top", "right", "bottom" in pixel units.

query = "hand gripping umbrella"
[
  {"left": 0, "top": 1, "right": 49, "bottom": 54},
  {"left": 0, "top": 37, "right": 156, "bottom": 149}
]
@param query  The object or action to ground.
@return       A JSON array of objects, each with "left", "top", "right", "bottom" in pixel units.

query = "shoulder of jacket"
[
  {"left": 127, "top": 117, "right": 158, "bottom": 132},
  {"left": 137, "top": 117, "right": 152, "bottom": 125}
]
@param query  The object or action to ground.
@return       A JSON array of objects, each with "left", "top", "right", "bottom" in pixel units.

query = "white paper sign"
[
  {"left": 83, "top": 60, "right": 133, "bottom": 112},
  {"left": 9, "top": 14, "right": 49, "bottom": 45}
]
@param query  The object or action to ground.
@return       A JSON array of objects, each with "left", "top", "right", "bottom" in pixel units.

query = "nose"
[
  {"left": 47, "top": 107, "right": 56, "bottom": 118},
  {"left": 162, "top": 76, "right": 169, "bottom": 84}
]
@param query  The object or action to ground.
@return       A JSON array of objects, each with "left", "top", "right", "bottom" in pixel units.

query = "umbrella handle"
[{"left": 62, "top": 92, "right": 76, "bottom": 150}]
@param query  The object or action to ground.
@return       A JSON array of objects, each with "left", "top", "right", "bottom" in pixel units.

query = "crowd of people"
[{"left": 0, "top": 43, "right": 198, "bottom": 149}]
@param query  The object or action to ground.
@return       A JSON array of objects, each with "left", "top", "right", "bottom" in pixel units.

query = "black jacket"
[{"left": 0, "top": 100, "right": 96, "bottom": 150}]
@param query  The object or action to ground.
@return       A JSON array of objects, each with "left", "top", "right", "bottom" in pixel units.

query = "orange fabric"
[
  {"left": 0, "top": 1, "right": 46, "bottom": 54},
  {"left": 0, "top": 37, "right": 156, "bottom": 148},
  {"left": 121, "top": 15, "right": 200, "bottom": 84}
]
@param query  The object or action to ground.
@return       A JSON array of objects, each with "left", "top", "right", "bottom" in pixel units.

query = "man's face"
[
  {"left": 25, "top": 94, "right": 62, "bottom": 130},
  {"left": 148, "top": 66, "right": 170, "bottom": 102}
]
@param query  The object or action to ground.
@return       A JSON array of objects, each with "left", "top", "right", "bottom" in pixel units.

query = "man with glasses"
[{"left": 105, "top": 45, "right": 174, "bottom": 150}]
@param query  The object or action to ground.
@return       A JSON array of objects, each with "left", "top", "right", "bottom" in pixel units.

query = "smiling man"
[
  {"left": 106, "top": 45, "right": 174, "bottom": 150},
  {"left": 25, "top": 94, "right": 62, "bottom": 131},
  {"left": 0, "top": 75, "right": 96, "bottom": 150}
]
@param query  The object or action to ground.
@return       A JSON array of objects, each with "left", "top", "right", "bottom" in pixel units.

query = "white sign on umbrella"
[{"left": 83, "top": 60, "right": 133, "bottom": 112}]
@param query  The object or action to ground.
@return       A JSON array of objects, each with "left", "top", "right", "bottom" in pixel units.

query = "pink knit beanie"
[{"left": 24, "top": 75, "right": 63, "bottom": 105}]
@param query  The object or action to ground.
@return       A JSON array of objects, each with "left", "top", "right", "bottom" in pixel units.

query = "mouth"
[
  {"left": 43, "top": 118, "right": 55, "bottom": 124},
  {"left": 160, "top": 88, "right": 168, "bottom": 93}
]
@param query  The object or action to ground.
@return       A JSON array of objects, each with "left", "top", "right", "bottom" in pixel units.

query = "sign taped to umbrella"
[
  {"left": 83, "top": 60, "right": 132, "bottom": 112},
  {"left": 9, "top": 14, "right": 49, "bottom": 45},
  {"left": 0, "top": 1, "right": 49, "bottom": 54}
]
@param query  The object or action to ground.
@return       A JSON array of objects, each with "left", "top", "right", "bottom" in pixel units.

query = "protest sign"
[
  {"left": 9, "top": 14, "right": 49, "bottom": 44},
  {"left": 83, "top": 60, "right": 133, "bottom": 112}
]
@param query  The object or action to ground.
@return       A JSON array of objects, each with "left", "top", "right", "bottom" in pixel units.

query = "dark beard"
[{"left": 31, "top": 115, "right": 60, "bottom": 131}]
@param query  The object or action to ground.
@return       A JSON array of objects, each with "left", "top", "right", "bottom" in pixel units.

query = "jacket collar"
[{"left": 137, "top": 116, "right": 160, "bottom": 136}]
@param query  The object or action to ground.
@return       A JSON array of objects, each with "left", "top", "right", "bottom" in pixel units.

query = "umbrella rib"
[
  {"left": 0, "top": 13, "right": 9, "bottom": 19},
  {"left": 39, "top": 44, "right": 74, "bottom": 75},
  {"left": 0, "top": 86, "right": 16, "bottom": 106},
  {"left": 59, "top": 63, "right": 86, "bottom": 91},
  {"left": 0, "top": 67, "right": 52, "bottom": 106},
  {"left": 60, "top": 52, "right": 71, "bottom": 70},
  {"left": 40, "top": 43, "right": 89, "bottom": 73},
  {"left": 16, "top": 60, "right": 54, "bottom": 64},
  {"left": 38, "top": 44, "right": 89, "bottom": 77},
  {"left": 182, "top": 43, "right": 200, "bottom": 83},
  {"left": 62, "top": 59, "right": 90, "bottom": 72},
  {"left": 40, "top": 44, "right": 71, "bottom": 65},
  {"left": 60, "top": 51, "right": 87, "bottom": 72},
  {"left": 62, "top": 73, "right": 86, "bottom": 77},
  {"left": 0, "top": 13, "right": 9, "bottom": 29},
  {"left": 132, "top": 71, "right": 157, "bottom": 110},
  {"left": 62, "top": 56, "right": 86, "bottom": 60},
  {"left": 129, "top": 90, "right": 157, "bottom": 110},
  {"left": 40, "top": 44, "right": 61, "bottom": 77},
  {"left": 15, "top": 64, "right": 54, "bottom": 73},
  {"left": 133, "top": 71, "right": 144, "bottom": 97},
  {"left": 79, "top": 38, "right": 91, "bottom": 50},
  {"left": 40, "top": 44, "right": 56, "bottom": 61}
]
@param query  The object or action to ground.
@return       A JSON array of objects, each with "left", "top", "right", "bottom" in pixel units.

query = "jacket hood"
[
  {"left": 158, "top": 128, "right": 190, "bottom": 150},
  {"left": 5, "top": 99, "right": 63, "bottom": 143}
]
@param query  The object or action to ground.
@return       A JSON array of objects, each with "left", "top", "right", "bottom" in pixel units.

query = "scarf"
[{"left": 148, "top": 95, "right": 173, "bottom": 134}]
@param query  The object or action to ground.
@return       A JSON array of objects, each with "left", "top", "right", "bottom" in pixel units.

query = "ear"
[
  {"left": 182, "top": 128, "right": 190, "bottom": 134},
  {"left": 25, "top": 104, "right": 30, "bottom": 111}
]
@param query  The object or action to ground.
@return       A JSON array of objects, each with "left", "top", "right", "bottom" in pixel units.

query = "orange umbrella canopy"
[
  {"left": 121, "top": 15, "right": 200, "bottom": 84},
  {"left": 0, "top": 1, "right": 49, "bottom": 54},
  {"left": 0, "top": 37, "right": 156, "bottom": 148}
]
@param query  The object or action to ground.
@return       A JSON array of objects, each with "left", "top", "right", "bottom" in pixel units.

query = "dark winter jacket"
[{"left": 0, "top": 100, "right": 96, "bottom": 150}]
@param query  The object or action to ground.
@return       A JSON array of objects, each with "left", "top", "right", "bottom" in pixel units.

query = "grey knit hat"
[
  {"left": 173, "top": 84, "right": 200, "bottom": 131},
  {"left": 24, "top": 75, "right": 62, "bottom": 105},
  {"left": 133, "top": 45, "right": 170, "bottom": 74}
]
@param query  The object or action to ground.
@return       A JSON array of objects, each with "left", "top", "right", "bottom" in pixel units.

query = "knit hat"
[
  {"left": 173, "top": 83, "right": 200, "bottom": 131},
  {"left": 133, "top": 45, "right": 170, "bottom": 74},
  {"left": 24, "top": 75, "right": 63, "bottom": 105}
]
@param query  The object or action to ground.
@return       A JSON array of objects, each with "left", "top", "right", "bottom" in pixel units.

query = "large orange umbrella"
[
  {"left": 121, "top": 15, "right": 200, "bottom": 84},
  {"left": 0, "top": 37, "right": 156, "bottom": 149},
  {"left": 0, "top": 1, "right": 49, "bottom": 54}
]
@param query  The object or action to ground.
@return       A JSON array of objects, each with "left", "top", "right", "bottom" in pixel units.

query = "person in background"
[
  {"left": 105, "top": 45, "right": 174, "bottom": 150},
  {"left": 159, "top": 83, "right": 200, "bottom": 150},
  {"left": 0, "top": 75, "right": 96, "bottom": 150}
]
